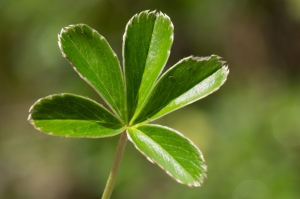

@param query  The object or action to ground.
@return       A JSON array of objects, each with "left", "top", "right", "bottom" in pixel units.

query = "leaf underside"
[
  {"left": 127, "top": 124, "right": 207, "bottom": 187},
  {"left": 29, "top": 94, "right": 125, "bottom": 138}
]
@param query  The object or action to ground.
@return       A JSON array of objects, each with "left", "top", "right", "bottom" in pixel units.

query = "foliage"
[{"left": 28, "top": 10, "right": 228, "bottom": 188}]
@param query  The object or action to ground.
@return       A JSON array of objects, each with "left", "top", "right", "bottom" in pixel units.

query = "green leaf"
[
  {"left": 127, "top": 124, "right": 207, "bottom": 187},
  {"left": 123, "top": 10, "right": 173, "bottom": 121},
  {"left": 131, "top": 55, "right": 227, "bottom": 124},
  {"left": 150, "top": 63, "right": 228, "bottom": 121},
  {"left": 28, "top": 94, "right": 125, "bottom": 138},
  {"left": 59, "top": 24, "right": 126, "bottom": 121},
  {"left": 28, "top": 10, "right": 229, "bottom": 189}
]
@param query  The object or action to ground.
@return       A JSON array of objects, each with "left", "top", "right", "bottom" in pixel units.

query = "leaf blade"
[
  {"left": 59, "top": 24, "right": 126, "bottom": 121},
  {"left": 127, "top": 124, "right": 206, "bottom": 186},
  {"left": 150, "top": 65, "right": 229, "bottom": 121},
  {"left": 123, "top": 10, "right": 173, "bottom": 121},
  {"left": 28, "top": 94, "right": 125, "bottom": 138},
  {"left": 131, "top": 55, "right": 228, "bottom": 124}
]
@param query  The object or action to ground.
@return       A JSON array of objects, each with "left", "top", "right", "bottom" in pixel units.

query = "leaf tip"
[
  {"left": 28, "top": 104, "right": 34, "bottom": 113},
  {"left": 58, "top": 40, "right": 66, "bottom": 58},
  {"left": 211, "top": 54, "right": 222, "bottom": 59},
  {"left": 147, "top": 10, "right": 156, "bottom": 16},
  {"left": 224, "top": 65, "right": 230, "bottom": 75},
  {"left": 190, "top": 56, "right": 210, "bottom": 62},
  {"left": 27, "top": 117, "right": 43, "bottom": 134},
  {"left": 27, "top": 113, "right": 32, "bottom": 121},
  {"left": 28, "top": 98, "right": 44, "bottom": 113},
  {"left": 59, "top": 27, "right": 67, "bottom": 35},
  {"left": 58, "top": 29, "right": 67, "bottom": 58},
  {"left": 58, "top": 25, "right": 74, "bottom": 38},
  {"left": 188, "top": 182, "right": 200, "bottom": 187},
  {"left": 123, "top": 13, "right": 137, "bottom": 39},
  {"left": 162, "top": 12, "right": 172, "bottom": 22},
  {"left": 28, "top": 118, "right": 35, "bottom": 128}
]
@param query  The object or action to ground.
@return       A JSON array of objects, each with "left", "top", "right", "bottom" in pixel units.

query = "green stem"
[{"left": 101, "top": 131, "right": 128, "bottom": 199}]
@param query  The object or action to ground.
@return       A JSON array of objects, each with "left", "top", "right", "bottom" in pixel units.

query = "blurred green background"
[{"left": 1, "top": 0, "right": 300, "bottom": 198}]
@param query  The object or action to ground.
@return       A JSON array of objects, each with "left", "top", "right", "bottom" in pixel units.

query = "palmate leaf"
[
  {"left": 28, "top": 94, "right": 125, "bottom": 138},
  {"left": 28, "top": 10, "right": 229, "bottom": 189},
  {"left": 59, "top": 24, "right": 126, "bottom": 121},
  {"left": 123, "top": 10, "right": 173, "bottom": 121},
  {"left": 131, "top": 55, "right": 228, "bottom": 125},
  {"left": 127, "top": 124, "right": 207, "bottom": 187}
]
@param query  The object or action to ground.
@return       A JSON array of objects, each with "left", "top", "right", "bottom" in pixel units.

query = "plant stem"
[{"left": 101, "top": 131, "right": 128, "bottom": 199}]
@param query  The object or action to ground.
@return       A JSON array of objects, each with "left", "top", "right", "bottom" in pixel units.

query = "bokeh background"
[{"left": 1, "top": 0, "right": 300, "bottom": 198}]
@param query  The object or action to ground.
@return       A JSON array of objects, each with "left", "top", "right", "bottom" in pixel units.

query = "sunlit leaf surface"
[
  {"left": 131, "top": 55, "right": 227, "bottom": 124},
  {"left": 123, "top": 10, "right": 173, "bottom": 121},
  {"left": 28, "top": 10, "right": 228, "bottom": 187},
  {"left": 150, "top": 64, "right": 228, "bottom": 121},
  {"left": 127, "top": 124, "right": 207, "bottom": 187},
  {"left": 59, "top": 24, "right": 126, "bottom": 121},
  {"left": 29, "top": 94, "right": 125, "bottom": 138}
]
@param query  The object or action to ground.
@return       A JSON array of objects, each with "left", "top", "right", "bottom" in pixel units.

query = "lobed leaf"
[
  {"left": 123, "top": 10, "right": 173, "bottom": 121},
  {"left": 28, "top": 94, "right": 125, "bottom": 138},
  {"left": 127, "top": 124, "right": 207, "bottom": 187},
  {"left": 131, "top": 55, "right": 227, "bottom": 124},
  {"left": 59, "top": 24, "right": 126, "bottom": 121}
]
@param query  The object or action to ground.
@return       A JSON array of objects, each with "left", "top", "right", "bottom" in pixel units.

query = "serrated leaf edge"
[
  {"left": 121, "top": 10, "right": 156, "bottom": 123},
  {"left": 122, "top": 10, "right": 174, "bottom": 124},
  {"left": 126, "top": 124, "right": 207, "bottom": 187},
  {"left": 157, "top": 54, "right": 224, "bottom": 82},
  {"left": 148, "top": 64, "right": 229, "bottom": 122},
  {"left": 131, "top": 55, "right": 227, "bottom": 124},
  {"left": 28, "top": 93, "right": 125, "bottom": 138},
  {"left": 132, "top": 11, "right": 174, "bottom": 122},
  {"left": 58, "top": 24, "right": 125, "bottom": 122}
]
